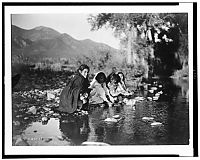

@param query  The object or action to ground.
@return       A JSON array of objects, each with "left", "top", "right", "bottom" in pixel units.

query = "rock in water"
[
  {"left": 49, "top": 111, "right": 54, "bottom": 114},
  {"left": 56, "top": 135, "right": 65, "bottom": 141},
  {"left": 147, "top": 97, "right": 153, "bottom": 101},
  {"left": 112, "top": 115, "right": 120, "bottom": 119},
  {"left": 15, "top": 137, "right": 29, "bottom": 146},
  {"left": 134, "top": 96, "right": 145, "bottom": 101},
  {"left": 42, "top": 117, "right": 48, "bottom": 122},
  {"left": 43, "top": 106, "right": 51, "bottom": 111},
  {"left": 153, "top": 96, "right": 159, "bottom": 101},
  {"left": 43, "top": 137, "right": 53, "bottom": 143},
  {"left": 81, "top": 110, "right": 88, "bottom": 115},
  {"left": 104, "top": 117, "right": 118, "bottom": 123},
  {"left": 158, "top": 91, "right": 163, "bottom": 94},
  {"left": 81, "top": 142, "right": 110, "bottom": 146},
  {"left": 151, "top": 87, "right": 157, "bottom": 91},
  {"left": 142, "top": 117, "right": 154, "bottom": 121},
  {"left": 27, "top": 106, "right": 37, "bottom": 114},
  {"left": 151, "top": 122, "right": 162, "bottom": 126},
  {"left": 47, "top": 92, "right": 55, "bottom": 100},
  {"left": 13, "top": 121, "right": 20, "bottom": 126},
  {"left": 123, "top": 98, "right": 136, "bottom": 106},
  {"left": 149, "top": 90, "right": 154, "bottom": 93}
]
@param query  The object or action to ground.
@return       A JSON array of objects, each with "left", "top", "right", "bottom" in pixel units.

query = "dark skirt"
[{"left": 58, "top": 73, "right": 89, "bottom": 113}]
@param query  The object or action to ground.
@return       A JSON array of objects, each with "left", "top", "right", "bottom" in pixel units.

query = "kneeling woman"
[
  {"left": 89, "top": 72, "right": 114, "bottom": 106},
  {"left": 107, "top": 73, "right": 132, "bottom": 103},
  {"left": 58, "top": 64, "right": 90, "bottom": 114}
]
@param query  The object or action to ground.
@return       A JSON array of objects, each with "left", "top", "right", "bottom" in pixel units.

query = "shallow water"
[{"left": 12, "top": 76, "right": 189, "bottom": 146}]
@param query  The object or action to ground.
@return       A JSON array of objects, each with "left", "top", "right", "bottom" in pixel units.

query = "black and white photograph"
[{"left": 2, "top": 1, "right": 197, "bottom": 158}]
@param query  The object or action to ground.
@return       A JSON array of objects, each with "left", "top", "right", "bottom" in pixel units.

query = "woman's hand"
[
  {"left": 109, "top": 96, "right": 115, "bottom": 103},
  {"left": 108, "top": 102, "right": 113, "bottom": 107},
  {"left": 80, "top": 94, "right": 84, "bottom": 100},
  {"left": 106, "top": 95, "right": 115, "bottom": 103},
  {"left": 82, "top": 98, "right": 87, "bottom": 104}
]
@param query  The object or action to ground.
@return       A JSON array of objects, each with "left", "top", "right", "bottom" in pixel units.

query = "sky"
[{"left": 11, "top": 14, "right": 120, "bottom": 49}]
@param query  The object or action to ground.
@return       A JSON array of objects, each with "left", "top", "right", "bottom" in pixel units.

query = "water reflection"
[
  {"left": 59, "top": 114, "right": 90, "bottom": 145},
  {"left": 87, "top": 78, "right": 189, "bottom": 145},
  {"left": 172, "top": 78, "right": 189, "bottom": 102},
  {"left": 12, "top": 77, "right": 189, "bottom": 145},
  {"left": 155, "top": 78, "right": 189, "bottom": 144}
]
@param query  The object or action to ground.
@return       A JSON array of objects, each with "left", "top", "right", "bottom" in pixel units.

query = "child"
[
  {"left": 117, "top": 72, "right": 127, "bottom": 91},
  {"left": 107, "top": 73, "right": 133, "bottom": 104},
  {"left": 106, "top": 67, "right": 117, "bottom": 85},
  {"left": 89, "top": 72, "right": 114, "bottom": 106},
  {"left": 107, "top": 73, "right": 131, "bottom": 97},
  {"left": 107, "top": 73, "right": 121, "bottom": 98},
  {"left": 58, "top": 64, "right": 90, "bottom": 113},
  {"left": 117, "top": 72, "right": 133, "bottom": 96}
]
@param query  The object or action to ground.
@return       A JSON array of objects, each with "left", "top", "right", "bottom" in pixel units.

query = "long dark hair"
[
  {"left": 110, "top": 73, "right": 120, "bottom": 84},
  {"left": 95, "top": 72, "right": 107, "bottom": 84},
  {"left": 77, "top": 64, "right": 90, "bottom": 88},
  {"left": 77, "top": 64, "right": 90, "bottom": 73},
  {"left": 117, "top": 72, "right": 125, "bottom": 82}
]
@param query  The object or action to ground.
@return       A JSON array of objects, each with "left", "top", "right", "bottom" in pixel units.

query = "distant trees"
[
  {"left": 88, "top": 13, "right": 188, "bottom": 77},
  {"left": 77, "top": 49, "right": 117, "bottom": 72}
]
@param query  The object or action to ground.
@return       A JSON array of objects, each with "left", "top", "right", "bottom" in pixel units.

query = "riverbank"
[{"left": 12, "top": 68, "right": 189, "bottom": 146}]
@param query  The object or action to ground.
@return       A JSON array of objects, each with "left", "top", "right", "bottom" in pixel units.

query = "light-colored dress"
[
  {"left": 89, "top": 77, "right": 114, "bottom": 104},
  {"left": 108, "top": 82, "right": 131, "bottom": 97}
]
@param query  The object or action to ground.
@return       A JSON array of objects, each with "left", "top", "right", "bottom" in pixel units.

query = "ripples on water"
[{"left": 12, "top": 78, "right": 189, "bottom": 146}]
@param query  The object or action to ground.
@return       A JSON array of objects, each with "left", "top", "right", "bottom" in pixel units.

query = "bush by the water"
[{"left": 171, "top": 66, "right": 189, "bottom": 79}]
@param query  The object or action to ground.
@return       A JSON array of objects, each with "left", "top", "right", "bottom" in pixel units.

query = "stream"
[{"left": 12, "top": 72, "right": 189, "bottom": 146}]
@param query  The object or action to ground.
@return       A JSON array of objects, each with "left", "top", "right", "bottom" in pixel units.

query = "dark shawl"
[{"left": 58, "top": 72, "right": 89, "bottom": 113}]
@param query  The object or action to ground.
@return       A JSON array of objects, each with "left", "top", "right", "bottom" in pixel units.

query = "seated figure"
[
  {"left": 58, "top": 64, "right": 90, "bottom": 113},
  {"left": 117, "top": 72, "right": 133, "bottom": 96},
  {"left": 89, "top": 72, "right": 114, "bottom": 106},
  {"left": 107, "top": 73, "right": 131, "bottom": 97}
]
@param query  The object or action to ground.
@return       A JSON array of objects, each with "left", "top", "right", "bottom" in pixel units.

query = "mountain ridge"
[{"left": 11, "top": 25, "right": 120, "bottom": 60}]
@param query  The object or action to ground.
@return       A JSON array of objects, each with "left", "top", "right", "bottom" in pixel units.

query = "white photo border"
[{"left": 2, "top": 1, "right": 196, "bottom": 157}]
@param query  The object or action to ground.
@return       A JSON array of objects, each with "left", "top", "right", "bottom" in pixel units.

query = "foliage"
[
  {"left": 88, "top": 13, "right": 169, "bottom": 37},
  {"left": 176, "top": 34, "right": 188, "bottom": 67},
  {"left": 171, "top": 66, "right": 189, "bottom": 79},
  {"left": 89, "top": 13, "right": 153, "bottom": 29},
  {"left": 12, "top": 48, "right": 125, "bottom": 77},
  {"left": 75, "top": 50, "right": 124, "bottom": 75},
  {"left": 88, "top": 13, "right": 188, "bottom": 77}
]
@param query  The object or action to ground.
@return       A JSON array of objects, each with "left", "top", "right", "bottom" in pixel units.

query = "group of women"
[{"left": 58, "top": 64, "right": 133, "bottom": 114}]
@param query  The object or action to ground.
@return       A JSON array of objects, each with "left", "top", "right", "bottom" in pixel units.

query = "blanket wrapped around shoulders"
[{"left": 58, "top": 73, "right": 89, "bottom": 113}]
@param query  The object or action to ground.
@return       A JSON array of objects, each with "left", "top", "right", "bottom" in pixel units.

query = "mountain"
[{"left": 11, "top": 25, "right": 120, "bottom": 60}]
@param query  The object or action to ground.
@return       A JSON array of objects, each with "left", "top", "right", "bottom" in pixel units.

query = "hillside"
[{"left": 11, "top": 25, "right": 120, "bottom": 60}]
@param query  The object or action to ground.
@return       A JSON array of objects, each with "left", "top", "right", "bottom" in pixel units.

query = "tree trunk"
[
  {"left": 141, "top": 57, "right": 148, "bottom": 79},
  {"left": 182, "top": 58, "right": 187, "bottom": 69},
  {"left": 127, "top": 30, "right": 132, "bottom": 65},
  {"left": 132, "top": 27, "right": 138, "bottom": 65},
  {"left": 127, "top": 26, "right": 137, "bottom": 65}
]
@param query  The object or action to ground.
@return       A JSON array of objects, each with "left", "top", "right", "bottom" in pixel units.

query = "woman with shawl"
[{"left": 58, "top": 64, "right": 90, "bottom": 113}]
